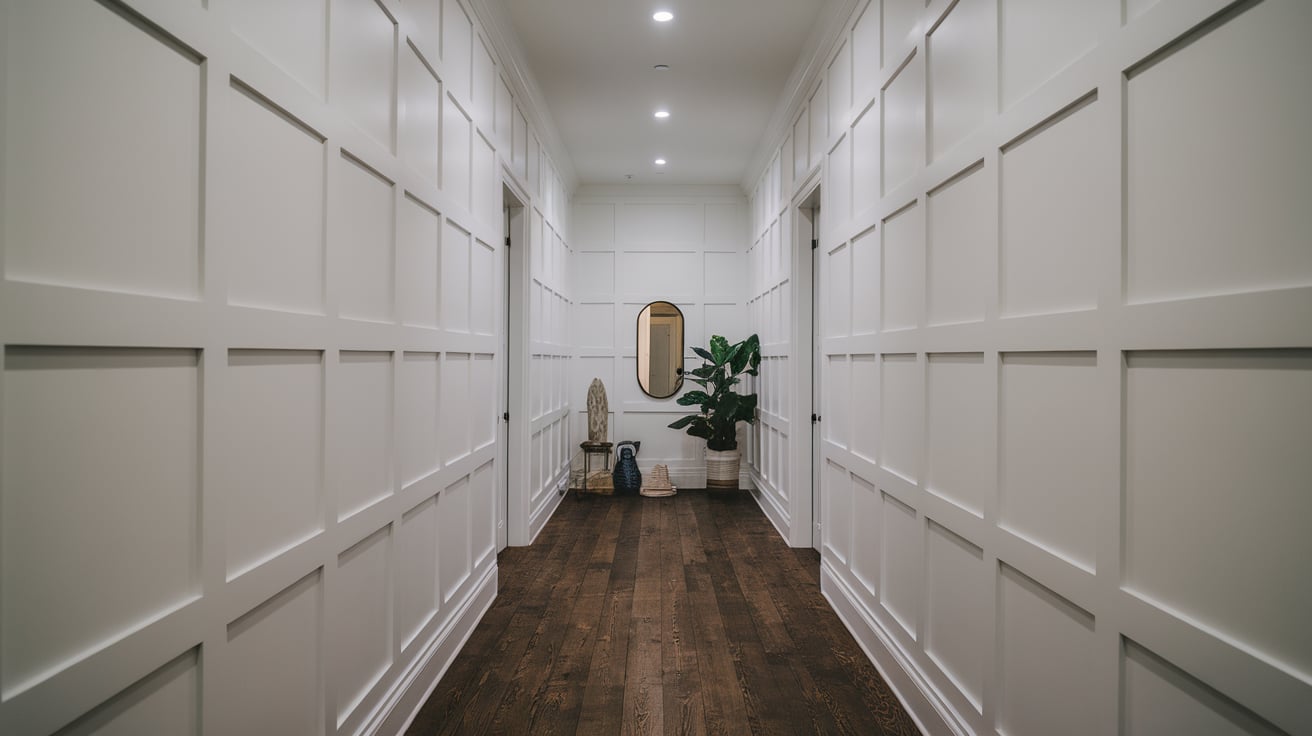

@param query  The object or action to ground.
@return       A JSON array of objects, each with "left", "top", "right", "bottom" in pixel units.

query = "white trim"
[
  {"left": 821, "top": 561, "right": 970, "bottom": 736},
  {"left": 370, "top": 565, "right": 499, "bottom": 736}
]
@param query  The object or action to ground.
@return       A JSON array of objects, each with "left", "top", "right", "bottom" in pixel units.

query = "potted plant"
[{"left": 668, "top": 334, "right": 761, "bottom": 490}]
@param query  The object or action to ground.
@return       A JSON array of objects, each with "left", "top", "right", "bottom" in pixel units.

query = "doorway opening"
[
  {"left": 796, "top": 186, "right": 821, "bottom": 552},
  {"left": 502, "top": 183, "right": 530, "bottom": 547}
]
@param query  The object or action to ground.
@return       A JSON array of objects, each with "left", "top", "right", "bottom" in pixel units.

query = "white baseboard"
[
  {"left": 370, "top": 564, "right": 499, "bottom": 735},
  {"left": 821, "top": 561, "right": 971, "bottom": 736}
]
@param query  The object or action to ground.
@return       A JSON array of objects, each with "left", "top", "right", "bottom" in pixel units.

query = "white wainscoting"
[
  {"left": 746, "top": 0, "right": 1312, "bottom": 733},
  {"left": 0, "top": 0, "right": 571, "bottom": 733}
]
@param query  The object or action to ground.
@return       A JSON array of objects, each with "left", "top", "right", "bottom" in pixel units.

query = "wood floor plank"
[
  {"left": 658, "top": 498, "right": 707, "bottom": 736},
  {"left": 575, "top": 497, "right": 642, "bottom": 734},
  {"left": 407, "top": 492, "right": 920, "bottom": 736}
]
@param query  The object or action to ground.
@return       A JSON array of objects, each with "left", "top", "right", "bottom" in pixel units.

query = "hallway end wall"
[{"left": 571, "top": 185, "right": 750, "bottom": 489}]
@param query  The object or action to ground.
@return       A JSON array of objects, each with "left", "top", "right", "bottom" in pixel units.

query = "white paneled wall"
[
  {"left": 747, "top": 0, "right": 1311, "bottom": 734},
  {"left": 0, "top": 0, "right": 571, "bottom": 734},
  {"left": 527, "top": 201, "right": 575, "bottom": 539},
  {"left": 572, "top": 186, "right": 749, "bottom": 488}
]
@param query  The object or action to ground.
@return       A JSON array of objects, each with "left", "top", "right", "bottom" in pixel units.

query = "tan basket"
[
  {"left": 641, "top": 464, "right": 677, "bottom": 497},
  {"left": 705, "top": 449, "right": 740, "bottom": 490}
]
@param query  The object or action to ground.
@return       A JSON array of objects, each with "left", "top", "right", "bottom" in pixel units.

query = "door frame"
[
  {"left": 502, "top": 179, "right": 531, "bottom": 547},
  {"left": 790, "top": 181, "right": 821, "bottom": 549}
]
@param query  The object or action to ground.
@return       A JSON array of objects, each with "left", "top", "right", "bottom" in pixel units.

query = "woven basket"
[
  {"left": 640, "top": 464, "right": 677, "bottom": 497},
  {"left": 705, "top": 449, "right": 740, "bottom": 490}
]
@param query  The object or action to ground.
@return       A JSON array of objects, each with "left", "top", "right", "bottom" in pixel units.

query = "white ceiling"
[{"left": 499, "top": 0, "right": 828, "bottom": 187}]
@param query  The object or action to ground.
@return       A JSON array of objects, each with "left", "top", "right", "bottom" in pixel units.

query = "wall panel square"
[
  {"left": 398, "top": 195, "right": 440, "bottom": 328},
  {"left": 331, "top": 528, "right": 391, "bottom": 724},
  {"left": 440, "top": 353, "right": 472, "bottom": 463},
  {"left": 852, "top": 105, "right": 880, "bottom": 217},
  {"left": 442, "top": 95, "right": 472, "bottom": 209},
  {"left": 882, "top": 52, "right": 924, "bottom": 194},
  {"left": 399, "top": 45, "right": 441, "bottom": 185},
  {"left": 1000, "top": 96, "right": 1109, "bottom": 317},
  {"left": 851, "top": 226, "right": 880, "bottom": 335},
  {"left": 335, "top": 154, "right": 395, "bottom": 323},
  {"left": 926, "top": 353, "right": 991, "bottom": 517},
  {"left": 471, "top": 239, "right": 497, "bottom": 336},
  {"left": 442, "top": 221, "right": 471, "bottom": 332},
  {"left": 619, "top": 252, "right": 698, "bottom": 299},
  {"left": 330, "top": 351, "right": 393, "bottom": 521},
  {"left": 927, "top": 163, "right": 990, "bottom": 326},
  {"left": 826, "top": 242, "right": 852, "bottom": 338},
  {"left": 617, "top": 204, "right": 704, "bottom": 251},
  {"left": 224, "top": 350, "right": 324, "bottom": 578},
  {"left": 705, "top": 303, "right": 745, "bottom": 346},
  {"left": 999, "top": 352, "right": 1099, "bottom": 571},
  {"left": 1125, "top": 350, "right": 1312, "bottom": 676},
  {"left": 828, "top": 134, "right": 852, "bottom": 224},
  {"left": 470, "top": 461, "right": 496, "bottom": 566},
  {"left": 4, "top": 1, "right": 201, "bottom": 300},
  {"left": 999, "top": 564, "right": 1097, "bottom": 736},
  {"left": 471, "top": 354, "right": 496, "bottom": 450},
  {"left": 398, "top": 352, "right": 440, "bottom": 486},
  {"left": 925, "top": 522, "right": 987, "bottom": 711},
  {"left": 825, "top": 355, "right": 851, "bottom": 448},
  {"left": 809, "top": 80, "right": 828, "bottom": 168},
  {"left": 823, "top": 462, "right": 852, "bottom": 564},
  {"left": 2, "top": 348, "right": 199, "bottom": 693},
  {"left": 880, "top": 354, "right": 922, "bottom": 483},
  {"left": 1122, "top": 639, "right": 1284, "bottom": 736},
  {"left": 1126, "top": 0, "right": 1312, "bottom": 303},
  {"left": 879, "top": 491, "right": 921, "bottom": 637},
  {"left": 439, "top": 477, "right": 471, "bottom": 602},
  {"left": 1001, "top": 0, "right": 1112, "bottom": 108},
  {"left": 396, "top": 496, "right": 438, "bottom": 650},
  {"left": 442, "top": 0, "right": 473, "bottom": 102},
  {"left": 224, "top": 572, "right": 322, "bottom": 735},
  {"left": 852, "top": 1, "right": 881, "bottom": 95},
  {"left": 331, "top": 0, "right": 396, "bottom": 151},
  {"left": 850, "top": 354, "right": 879, "bottom": 463},
  {"left": 230, "top": 0, "right": 327, "bottom": 97},
  {"left": 882, "top": 204, "right": 923, "bottom": 331},
  {"left": 574, "top": 204, "right": 616, "bottom": 251},
  {"left": 704, "top": 252, "right": 744, "bottom": 302},
  {"left": 53, "top": 650, "right": 199, "bottom": 736},
  {"left": 406, "top": 0, "right": 442, "bottom": 50},
  {"left": 851, "top": 474, "right": 881, "bottom": 594},
  {"left": 705, "top": 203, "right": 746, "bottom": 251},
  {"left": 224, "top": 82, "right": 326, "bottom": 314},
  {"left": 928, "top": 0, "right": 995, "bottom": 161}
]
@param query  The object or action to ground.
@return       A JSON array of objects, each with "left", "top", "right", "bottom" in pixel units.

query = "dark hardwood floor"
[{"left": 407, "top": 491, "right": 920, "bottom": 736}]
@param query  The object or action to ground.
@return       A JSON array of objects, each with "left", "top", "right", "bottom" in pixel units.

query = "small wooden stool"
[{"left": 579, "top": 441, "right": 613, "bottom": 494}]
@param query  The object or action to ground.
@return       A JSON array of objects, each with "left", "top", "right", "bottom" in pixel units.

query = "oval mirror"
[{"left": 636, "top": 301, "right": 685, "bottom": 398}]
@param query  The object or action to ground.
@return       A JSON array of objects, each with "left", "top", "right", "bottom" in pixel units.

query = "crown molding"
[
  {"left": 467, "top": 0, "right": 579, "bottom": 196},
  {"left": 739, "top": 0, "right": 860, "bottom": 194}
]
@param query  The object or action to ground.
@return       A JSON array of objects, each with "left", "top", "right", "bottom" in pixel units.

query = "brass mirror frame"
[{"left": 636, "top": 301, "right": 685, "bottom": 399}]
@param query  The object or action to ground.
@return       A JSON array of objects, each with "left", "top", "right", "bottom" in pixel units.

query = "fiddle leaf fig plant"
[{"left": 667, "top": 333, "right": 762, "bottom": 452}]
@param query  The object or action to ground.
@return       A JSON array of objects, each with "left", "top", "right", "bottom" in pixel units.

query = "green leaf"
[
  {"left": 692, "top": 346, "right": 714, "bottom": 363},
  {"left": 690, "top": 365, "right": 716, "bottom": 379},
  {"left": 667, "top": 415, "right": 697, "bottom": 430},
  {"left": 709, "top": 335, "right": 730, "bottom": 364},
  {"left": 685, "top": 418, "right": 713, "bottom": 440},
  {"left": 676, "top": 390, "right": 710, "bottom": 407}
]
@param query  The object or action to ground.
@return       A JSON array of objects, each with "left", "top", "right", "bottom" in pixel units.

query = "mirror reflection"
[{"left": 636, "top": 301, "right": 684, "bottom": 398}]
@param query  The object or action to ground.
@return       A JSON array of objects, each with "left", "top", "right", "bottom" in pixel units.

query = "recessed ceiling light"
[
  {"left": 655, "top": 158, "right": 667, "bottom": 166},
  {"left": 654, "top": 110, "right": 670, "bottom": 119},
  {"left": 653, "top": 11, "right": 673, "bottom": 22},
  {"left": 653, "top": 64, "right": 670, "bottom": 71}
]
